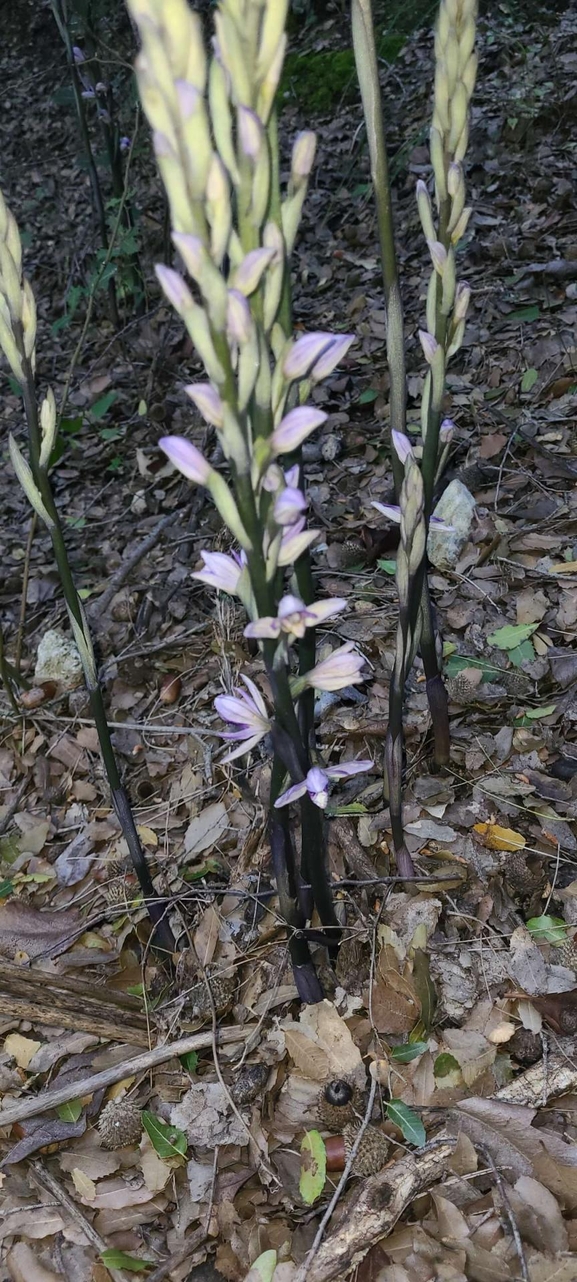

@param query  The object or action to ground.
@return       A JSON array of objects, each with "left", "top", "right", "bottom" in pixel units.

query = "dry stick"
[
  {"left": 297, "top": 1075, "right": 378, "bottom": 1282},
  {"left": 475, "top": 1142, "right": 529, "bottom": 1282},
  {"left": 29, "top": 1160, "right": 131, "bottom": 1282},
  {"left": 88, "top": 511, "right": 178, "bottom": 626},
  {"left": 145, "top": 1228, "right": 207, "bottom": 1282},
  {"left": 0, "top": 1025, "right": 256, "bottom": 1130}
]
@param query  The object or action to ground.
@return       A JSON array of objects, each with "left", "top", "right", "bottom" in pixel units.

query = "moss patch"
[{"left": 281, "top": 35, "right": 404, "bottom": 114}]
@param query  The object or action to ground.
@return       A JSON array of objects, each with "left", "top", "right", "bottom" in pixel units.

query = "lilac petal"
[
  {"left": 371, "top": 501, "right": 402, "bottom": 523},
  {"left": 311, "top": 333, "right": 355, "bottom": 381},
  {"left": 238, "top": 106, "right": 263, "bottom": 159},
  {"left": 278, "top": 594, "right": 306, "bottom": 619},
  {"left": 244, "top": 617, "right": 281, "bottom": 639},
  {"left": 159, "top": 436, "right": 212, "bottom": 484},
  {"left": 192, "top": 551, "right": 241, "bottom": 594},
  {"left": 239, "top": 674, "right": 269, "bottom": 721},
  {"left": 274, "top": 780, "right": 308, "bottom": 808},
  {"left": 271, "top": 406, "right": 327, "bottom": 454},
  {"left": 277, "top": 528, "right": 319, "bottom": 566},
  {"left": 273, "top": 486, "right": 307, "bottom": 526},
  {"left": 284, "top": 465, "right": 300, "bottom": 488},
  {"left": 227, "top": 289, "right": 252, "bottom": 344},
  {"left": 221, "top": 732, "right": 266, "bottom": 764},
  {"left": 283, "top": 333, "right": 337, "bottom": 380},
  {"left": 155, "top": 265, "right": 193, "bottom": 314},
  {"left": 418, "top": 329, "right": 440, "bottom": 363},
  {"left": 305, "top": 598, "right": 347, "bottom": 625},
  {"left": 307, "top": 766, "right": 329, "bottom": 793},
  {"left": 185, "top": 383, "right": 224, "bottom": 428},
  {"left": 325, "top": 760, "right": 373, "bottom": 780},
  {"left": 391, "top": 431, "right": 413, "bottom": 466},
  {"left": 309, "top": 786, "right": 329, "bottom": 809},
  {"left": 234, "top": 248, "right": 275, "bottom": 295}
]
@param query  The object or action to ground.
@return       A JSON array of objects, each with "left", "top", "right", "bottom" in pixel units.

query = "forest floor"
[{"left": 2, "top": 1, "right": 577, "bottom": 1280}]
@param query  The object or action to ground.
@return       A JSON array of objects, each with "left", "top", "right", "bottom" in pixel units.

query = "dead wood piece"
[
  {"left": 296, "top": 1141, "right": 456, "bottom": 1282},
  {"left": 0, "top": 1024, "right": 257, "bottom": 1129},
  {"left": 0, "top": 993, "right": 149, "bottom": 1045},
  {"left": 496, "top": 1037, "right": 577, "bottom": 1107},
  {"left": 330, "top": 817, "right": 380, "bottom": 883},
  {"left": 0, "top": 960, "right": 150, "bottom": 1044}
]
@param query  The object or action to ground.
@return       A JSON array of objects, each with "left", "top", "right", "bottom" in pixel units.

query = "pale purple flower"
[
  {"left": 172, "top": 232, "right": 204, "bottom": 279},
  {"left": 155, "top": 264, "right": 193, "bottom": 313},
  {"left": 215, "top": 675, "right": 271, "bottom": 763},
  {"left": 271, "top": 406, "right": 327, "bottom": 454},
  {"left": 175, "top": 79, "right": 199, "bottom": 119},
  {"left": 192, "top": 550, "right": 243, "bottom": 594},
  {"left": 283, "top": 332, "right": 355, "bottom": 382},
  {"left": 284, "top": 464, "right": 300, "bottom": 488},
  {"left": 275, "top": 760, "right": 373, "bottom": 810},
  {"left": 73, "top": 45, "right": 85, "bottom": 63},
  {"left": 273, "top": 485, "right": 307, "bottom": 526},
  {"left": 159, "top": 436, "right": 213, "bottom": 485},
  {"left": 439, "top": 417, "right": 455, "bottom": 443},
  {"left": 185, "top": 383, "right": 224, "bottom": 429},
  {"left": 262, "top": 464, "right": 284, "bottom": 493},
  {"left": 419, "top": 330, "right": 440, "bottom": 364},
  {"left": 119, "top": 136, "right": 131, "bottom": 152},
  {"left": 391, "top": 430, "right": 414, "bottom": 465},
  {"left": 304, "top": 642, "right": 366, "bottom": 692},
  {"left": 277, "top": 518, "right": 320, "bottom": 566},
  {"left": 234, "top": 248, "right": 275, "bottom": 295},
  {"left": 244, "top": 594, "right": 346, "bottom": 642}
]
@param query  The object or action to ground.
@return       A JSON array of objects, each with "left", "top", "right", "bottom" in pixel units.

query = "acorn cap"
[
  {"left": 343, "top": 1123, "right": 389, "bottom": 1177},
  {"left": 318, "top": 1078, "right": 359, "bottom": 1130},
  {"left": 98, "top": 1100, "right": 142, "bottom": 1149},
  {"left": 188, "top": 969, "right": 236, "bottom": 1022}
]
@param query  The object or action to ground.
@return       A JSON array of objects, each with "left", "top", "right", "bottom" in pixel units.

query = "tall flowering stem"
[
  {"left": 0, "top": 192, "right": 174, "bottom": 953},
  {"left": 352, "top": 0, "right": 476, "bottom": 876},
  {"left": 128, "top": 0, "right": 370, "bottom": 998}
]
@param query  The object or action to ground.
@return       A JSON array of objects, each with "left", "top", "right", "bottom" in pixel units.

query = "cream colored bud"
[
  {"left": 263, "top": 221, "right": 285, "bottom": 333},
  {"left": 214, "top": 11, "right": 251, "bottom": 108},
  {"left": 21, "top": 279, "right": 37, "bottom": 359},
  {"left": 437, "top": 5, "right": 450, "bottom": 48},
  {"left": 416, "top": 180, "right": 436, "bottom": 243},
  {"left": 0, "top": 241, "right": 22, "bottom": 322},
  {"left": 450, "top": 205, "right": 471, "bottom": 243},
  {"left": 9, "top": 435, "right": 54, "bottom": 528},
  {"left": 4, "top": 210, "right": 22, "bottom": 276},
  {"left": 453, "top": 280, "right": 471, "bottom": 322},
  {"left": 257, "top": 0, "right": 289, "bottom": 80},
  {"left": 459, "top": 16, "right": 476, "bottom": 67},
  {"left": 430, "top": 127, "right": 447, "bottom": 202},
  {"left": 426, "top": 272, "right": 437, "bottom": 337},
  {"left": 0, "top": 311, "right": 23, "bottom": 382},
  {"left": 208, "top": 471, "right": 252, "bottom": 549},
  {"left": 441, "top": 247, "right": 456, "bottom": 315},
  {"left": 453, "top": 120, "right": 469, "bottom": 165},
  {"left": 257, "top": 35, "right": 286, "bottom": 125},
  {"left": 447, "top": 161, "right": 463, "bottom": 199},
  {"left": 428, "top": 240, "right": 447, "bottom": 275},
  {"left": 449, "top": 81, "right": 468, "bottom": 151},
  {"left": 206, "top": 155, "right": 231, "bottom": 266},
  {"left": 291, "top": 131, "right": 317, "bottom": 183},
  {"left": 461, "top": 50, "right": 478, "bottom": 99},
  {"left": 40, "top": 388, "right": 57, "bottom": 469},
  {"left": 434, "top": 65, "right": 450, "bottom": 132},
  {"left": 209, "top": 60, "right": 240, "bottom": 185},
  {"left": 444, "top": 35, "right": 459, "bottom": 95},
  {"left": 446, "top": 317, "right": 465, "bottom": 359},
  {"left": 420, "top": 371, "right": 431, "bottom": 440}
]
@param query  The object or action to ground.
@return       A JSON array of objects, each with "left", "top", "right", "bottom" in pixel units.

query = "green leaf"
[
  {"left": 434, "top": 1052, "right": 461, "bottom": 1079},
  {"left": 386, "top": 1100, "right": 425, "bottom": 1147},
  {"left": 359, "top": 388, "right": 379, "bottom": 404},
  {"left": 0, "top": 878, "right": 14, "bottom": 899},
  {"left": 444, "top": 654, "right": 500, "bottom": 682},
  {"left": 508, "top": 639, "right": 535, "bottom": 667},
  {"left": 100, "top": 1250, "right": 152, "bottom": 1272},
  {"left": 390, "top": 1041, "right": 428, "bottom": 1063},
  {"left": 179, "top": 1050, "right": 199, "bottom": 1073},
  {"left": 89, "top": 390, "right": 118, "bottom": 421},
  {"left": 243, "top": 1251, "right": 278, "bottom": 1282},
  {"left": 521, "top": 367, "right": 538, "bottom": 392},
  {"left": 526, "top": 915, "right": 567, "bottom": 945},
  {"left": 506, "top": 305, "right": 540, "bottom": 324},
  {"left": 141, "top": 1111, "right": 186, "bottom": 1159},
  {"left": 59, "top": 415, "right": 84, "bottom": 436},
  {"left": 487, "top": 622, "right": 538, "bottom": 650},
  {"left": 99, "top": 426, "right": 123, "bottom": 442},
  {"left": 377, "top": 559, "right": 397, "bottom": 575},
  {"left": 57, "top": 1099, "right": 83, "bottom": 1122},
  {"left": 332, "top": 802, "right": 368, "bottom": 816},
  {"left": 523, "top": 704, "right": 556, "bottom": 720},
  {"left": 299, "top": 1130, "right": 326, "bottom": 1204}
]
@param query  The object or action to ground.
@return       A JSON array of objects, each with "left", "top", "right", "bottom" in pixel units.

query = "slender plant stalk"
[
  {"left": 352, "top": 0, "right": 476, "bottom": 875},
  {"left": 351, "top": 0, "right": 450, "bottom": 783}
]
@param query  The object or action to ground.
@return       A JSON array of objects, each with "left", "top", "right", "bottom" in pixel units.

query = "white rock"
[
  {"left": 427, "top": 478, "right": 476, "bottom": 570},
  {"left": 35, "top": 628, "right": 83, "bottom": 692}
]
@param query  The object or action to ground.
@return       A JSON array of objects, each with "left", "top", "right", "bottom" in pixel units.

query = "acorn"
[
  {"left": 230, "top": 1062, "right": 270, "bottom": 1107},
  {"left": 318, "top": 1078, "right": 358, "bottom": 1130},
  {"left": 325, "top": 1124, "right": 389, "bottom": 1177},
  {"left": 98, "top": 1099, "right": 142, "bottom": 1149}
]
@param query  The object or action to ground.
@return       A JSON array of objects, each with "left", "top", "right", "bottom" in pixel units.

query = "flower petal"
[
  {"left": 159, "top": 436, "right": 213, "bottom": 484},
  {"left": 371, "top": 501, "right": 402, "bottom": 523},
  {"left": 325, "top": 760, "right": 373, "bottom": 780},
  {"left": 274, "top": 780, "right": 308, "bottom": 808}
]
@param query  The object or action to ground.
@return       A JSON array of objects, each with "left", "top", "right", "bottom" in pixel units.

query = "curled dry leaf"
[{"left": 281, "top": 1000, "right": 364, "bottom": 1089}]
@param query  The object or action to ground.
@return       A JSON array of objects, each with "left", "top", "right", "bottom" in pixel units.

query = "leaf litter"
[{"left": 2, "top": 1, "right": 577, "bottom": 1279}]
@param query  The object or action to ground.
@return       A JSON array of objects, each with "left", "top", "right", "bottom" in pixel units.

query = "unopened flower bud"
[
  {"left": 428, "top": 240, "right": 447, "bottom": 275},
  {"left": 419, "top": 330, "right": 440, "bottom": 364},
  {"left": 291, "top": 130, "right": 317, "bottom": 181},
  {"left": 233, "top": 248, "right": 275, "bottom": 296},
  {"left": 155, "top": 264, "right": 193, "bottom": 314},
  {"left": 453, "top": 280, "right": 471, "bottom": 323},
  {"left": 39, "top": 388, "right": 57, "bottom": 468},
  {"left": 238, "top": 106, "right": 263, "bottom": 161},
  {"left": 416, "top": 180, "right": 436, "bottom": 243},
  {"left": 439, "top": 417, "right": 455, "bottom": 444},
  {"left": 185, "top": 383, "right": 224, "bottom": 429},
  {"left": 271, "top": 405, "right": 327, "bottom": 454},
  {"left": 226, "top": 289, "right": 253, "bottom": 344},
  {"left": 391, "top": 430, "right": 414, "bottom": 465}
]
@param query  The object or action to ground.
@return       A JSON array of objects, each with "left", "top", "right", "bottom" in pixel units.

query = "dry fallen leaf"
[
  {"left": 6, "top": 1243, "right": 63, "bottom": 1282},
  {"left": 4, "top": 1033, "right": 42, "bottom": 1070}
]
